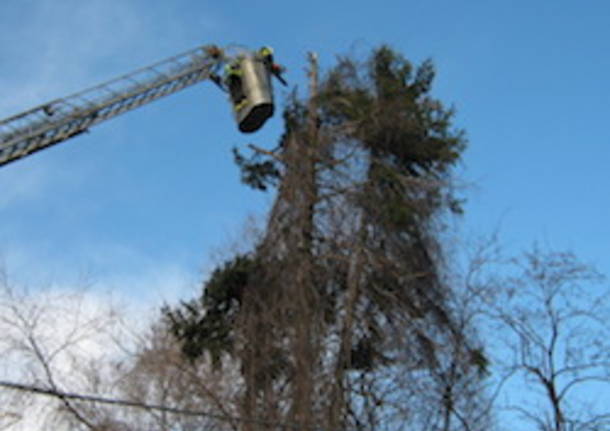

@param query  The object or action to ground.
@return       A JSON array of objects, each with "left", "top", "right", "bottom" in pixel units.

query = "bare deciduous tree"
[
  {"left": 0, "top": 263, "right": 249, "bottom": 431},
  {"left": 480, "top": 247, "right": 610, "bottom": 431},
  {"left": 0, "top": 266, "right": 129, "bottom": 430}
]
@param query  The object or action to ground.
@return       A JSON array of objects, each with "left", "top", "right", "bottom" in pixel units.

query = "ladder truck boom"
[{"left": 0, "top": 45, "right": 225, "bottom": 168}]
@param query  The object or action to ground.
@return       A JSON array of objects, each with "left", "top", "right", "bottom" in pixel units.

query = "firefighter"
[
  {"left": 259, "top": 46, "right": 287, "bottom": 86},
  {"left": 270, "top": 63, "right": 287, "bottom": 86},
  {"left": 259, "top": 46, "right": 275, "bottom": 67},
  {"left": 224, "top": 60, "right": 247, "bottom": 111}
]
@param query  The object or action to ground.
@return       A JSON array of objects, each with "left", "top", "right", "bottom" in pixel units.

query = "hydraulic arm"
[{"left": 0, "top": 45, "right": 223, "bottom": 168}]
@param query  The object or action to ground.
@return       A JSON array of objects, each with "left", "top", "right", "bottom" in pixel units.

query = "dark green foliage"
[
  {"left": 232, "top": 148, "right": 280, "bottom": 191},
  {"left": 319, "top": 45, "right": 464, "bottom": 214},
  {"left": 163, "top": 254, "right": 259, "bottom": 366},
  {"left": 165, "top": 47, "right": 481, "bottom": 426},
  {"left": 313, "top": 45, "right": 468, "bottom": 372},
  {"left": 468, "top": 347, "right": 490, "bottom": 377},
  {"left": 349, "top": 337, "right": 376, "bottom": 371},
  {"left": 171, "top": 45, "right": 467, "bottom": 366},
  {"left": 232, "top": 93, "right": 307, "bottom": 192}
]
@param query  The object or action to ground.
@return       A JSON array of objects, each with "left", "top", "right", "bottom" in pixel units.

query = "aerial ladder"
[{"left": 0, "top": 44, "right": 284, "bottom": 168}]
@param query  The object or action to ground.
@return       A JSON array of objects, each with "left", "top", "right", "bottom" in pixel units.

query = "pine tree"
[{"left": 164, "top": 46, "right": 484, "bottom": 431}]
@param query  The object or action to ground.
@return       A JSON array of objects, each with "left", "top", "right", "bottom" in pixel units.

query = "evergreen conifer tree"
[{"left": 164, "top": 46, "right": 484, "bottom": 431}]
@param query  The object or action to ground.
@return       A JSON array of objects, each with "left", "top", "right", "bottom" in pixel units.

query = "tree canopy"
[{"left": 164, "top": 45, "right": 482, "bottom": 431}]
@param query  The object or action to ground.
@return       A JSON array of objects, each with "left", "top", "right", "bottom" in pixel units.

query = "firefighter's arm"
[{"left": 271, "top": 64, "right": 288, "bottom": 86}]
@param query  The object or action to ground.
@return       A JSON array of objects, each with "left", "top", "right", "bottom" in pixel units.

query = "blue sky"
[
  {"left": 0, "top": 0, "right": 609, "bottom": 426},
  {"left": 2, "top": 0, "right": 609, "bottom": 290}
]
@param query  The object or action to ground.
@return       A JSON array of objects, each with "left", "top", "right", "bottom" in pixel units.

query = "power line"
[{"left": 0, "top": 380, "right": 318, "bottom": 431}]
